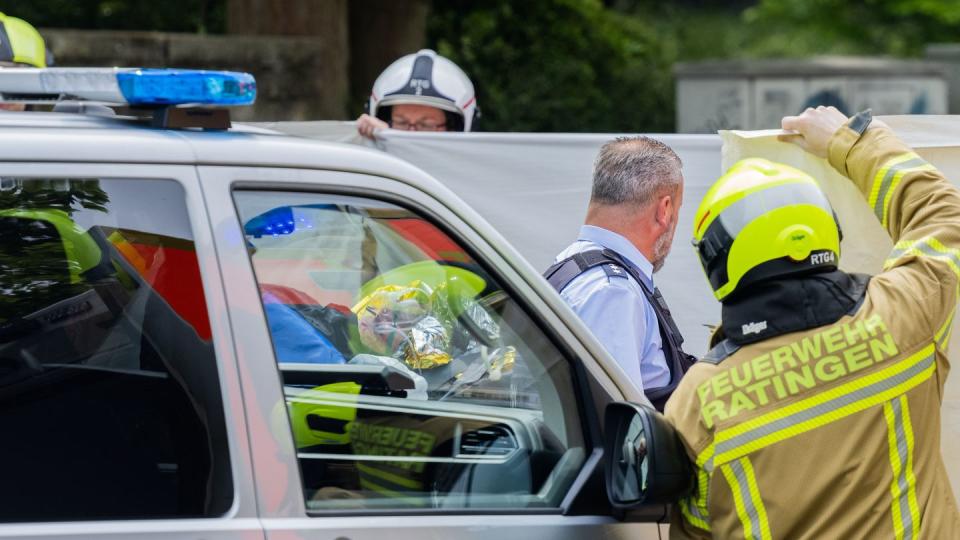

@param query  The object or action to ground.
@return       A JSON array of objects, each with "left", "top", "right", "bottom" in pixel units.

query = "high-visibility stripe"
[
  {"left": 884, "top": 400, "right": 907, "bottom": 539},
  {"left": 680, "top": 468, "right": 712, "bottom": 531},
  {"left": 680, "top": 497, "right": 711, "bottom": 532},
  {"left": 868, "top": 153, "right": 920, "bottom": 214},
  {"left": 721, "top": 457, "right": 772, "bottom": 540},
  {"left": 697, "top": 442, "right": 716, "bottom": 473},
  {"left": 721, "top": 462, "right": 752, "bottom": 539},
  {"left": 868, "top": 153, "right": 936, "bottom": 228},
  {"left": 885, "top": 236, "right": 960, "bottom": 278},
  {"left": 886, "top": 238, "right": 959, "bottom": 350},
  {"left": 709, "top": 344, "right": 936, "bottom": 468},
  {"left": 884, "top": 396, "right": 921, "bottom": 539},
  {"left": 881, "top": 162, "right": 938, "bottom": 228},
  {"left": 740, "top": 459, "right": 772, "bottom": 540},
  {"left": 900, "top": 398, "right": 922, "bottom": 537},
  {"left": 936, "top": 308, "right": 955, "bottom": 351},
  {"left": 711, "top": 181, "right": 835, "bottom": 239}
]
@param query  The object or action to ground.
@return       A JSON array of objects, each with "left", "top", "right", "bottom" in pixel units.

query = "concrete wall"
[
  {"left": 675, "top": 57, "right": 948, "bottom": 133},
  {"left": 40, "top": 29, "right": 349, "bottom": 122},
  {"left": 926, "top": 44, "right": 960, "bottom": 114}
]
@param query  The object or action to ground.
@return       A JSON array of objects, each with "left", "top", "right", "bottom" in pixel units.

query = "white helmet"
[{"left": 368, "top": 49, "right": 479, "bottom": 132}]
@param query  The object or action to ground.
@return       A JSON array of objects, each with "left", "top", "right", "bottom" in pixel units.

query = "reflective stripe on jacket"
[{"left": 666, "top": 124, "right": 960, "bottom": 539}]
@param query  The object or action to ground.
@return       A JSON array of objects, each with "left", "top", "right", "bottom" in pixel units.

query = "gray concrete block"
[{"left": 676, "top": 56, "right": 949, "bottom": 132}]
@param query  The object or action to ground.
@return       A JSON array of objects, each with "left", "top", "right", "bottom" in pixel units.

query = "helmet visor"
[
  {"left": 378, "top": 94, "right": 463, "bottom": 115},
  {"left": 717, "top": 181, "right": 834, "bottom": 240}
]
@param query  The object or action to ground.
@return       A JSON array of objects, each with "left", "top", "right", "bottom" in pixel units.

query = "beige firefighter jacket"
[{"left": 666, "top": 123, "right": 960, "bottom": 539}]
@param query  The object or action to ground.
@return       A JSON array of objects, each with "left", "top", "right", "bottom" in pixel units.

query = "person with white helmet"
[{"left": 356, "top": 49, "right": 479, "bottom": 139}]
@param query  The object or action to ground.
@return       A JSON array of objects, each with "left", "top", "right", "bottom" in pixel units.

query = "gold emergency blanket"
[{"left": 352, "top": 279, "right": 515, "bottom": 374}]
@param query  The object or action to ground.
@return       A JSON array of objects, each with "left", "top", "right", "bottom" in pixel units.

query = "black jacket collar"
[{"left": 721, "top": 270, "right": 870, "bottom": 346}]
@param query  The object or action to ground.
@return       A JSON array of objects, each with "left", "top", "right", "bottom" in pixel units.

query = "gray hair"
[{"left": 590, "top": 136, "right": 683, "bottom": 207}]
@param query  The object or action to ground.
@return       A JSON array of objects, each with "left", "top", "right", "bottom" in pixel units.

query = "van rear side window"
[{"left": 0, "top": 178, "right": 232, "bottom": 522}]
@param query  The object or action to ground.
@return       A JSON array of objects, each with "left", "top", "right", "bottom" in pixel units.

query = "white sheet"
[{"left": 374, "top": 130, "right": 723, "bottom": 356}]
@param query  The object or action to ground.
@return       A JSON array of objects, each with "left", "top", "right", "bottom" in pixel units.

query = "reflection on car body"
[{"left": 0, "top": 178, "right": 231, "bottom": 522}]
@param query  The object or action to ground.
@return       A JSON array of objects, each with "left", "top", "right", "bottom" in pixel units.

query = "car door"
[
  {"left": 0, "top": 162, "right": 261, "bottom": 539},
  {"left": 199, "top": 164, "right": 666, "bottom": 539}
]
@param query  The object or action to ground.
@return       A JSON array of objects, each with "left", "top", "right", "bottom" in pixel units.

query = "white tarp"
[
  {"left": 254, "top": 122, "right": 725, "bottom": 356},
  {"left": 376, "top": 132, "right": 725, "bottom": 358},
  {"left": 375, "top": 132, "right": 724, "bottom": 352}
]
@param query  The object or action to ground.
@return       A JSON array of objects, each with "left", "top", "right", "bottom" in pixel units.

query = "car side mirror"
[{"left": 604, "top": 401, "right": 693, "bottom": 507}]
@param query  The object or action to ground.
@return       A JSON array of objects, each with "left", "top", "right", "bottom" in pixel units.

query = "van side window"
[
  {"left": 234, "top": 191, "right": 587, "bottom": 512},
  {"left": 0, "top": 178, "right": 232, "bottom": 522}
]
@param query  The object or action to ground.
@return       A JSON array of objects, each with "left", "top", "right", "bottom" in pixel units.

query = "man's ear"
[{"left": 655, "top": 193, "right": 674, "bottom": 229}]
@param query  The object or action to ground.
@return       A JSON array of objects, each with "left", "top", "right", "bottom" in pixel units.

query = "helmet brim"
[{"left": 378, "top": 95, "right": 463, "bottom": 116}]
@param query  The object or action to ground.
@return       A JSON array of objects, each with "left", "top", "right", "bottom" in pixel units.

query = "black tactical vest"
[{"left": 543, "top": 249, "right": 696, "bottom": 411}]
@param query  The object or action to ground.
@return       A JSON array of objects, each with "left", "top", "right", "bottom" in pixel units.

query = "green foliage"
[
  {"left": 428, "top": 0, "right": 675, "bottom": 132},
  {"left": 4, "top": 0, "right": 960, "bottom": 130},
  {"left": 0, "top": 180, "right": 110, "bottom": 321},
  {"left": 0, "top": 0, "right": 225, "bottom": 33},
  {"left": 744, "top": 0, "right": 960, "bottom": 57},
  {"left": 0, "top": 179, "right": 109, "bottom": 215}
]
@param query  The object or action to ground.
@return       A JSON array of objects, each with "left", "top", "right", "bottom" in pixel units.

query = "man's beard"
[
  {"left": 651, "top": 233, "right": 670, "bottom": 273},
  {"left": 651, "top": 217, "right": 677, "bottom": 273}
]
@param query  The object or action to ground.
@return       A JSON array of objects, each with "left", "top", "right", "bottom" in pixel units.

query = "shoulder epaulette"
[{"left": 601, "top": 262, "right": 629, "bottom": 280}]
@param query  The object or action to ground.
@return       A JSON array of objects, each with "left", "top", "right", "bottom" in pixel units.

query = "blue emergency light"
[
  {"left": 244, "top": 206, "right": 321, "bottom": 238},
  {"left": 0, "top": 67, "right": 257, "bottom": 128},
  {"left": 0, "top": 67, "right": 257, "bottom": 107},
  {"left": 116, "top": 69, "right": 257, "bottom": 106}
]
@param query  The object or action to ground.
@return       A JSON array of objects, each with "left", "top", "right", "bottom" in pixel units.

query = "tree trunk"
[
  {"left": 227, "top": 0, "right": 346, "bottom": 36},
  {"left": 226, "top": 0, "right": 349, "bottom": 120},
  {"left": 348, "top": 0, "right": 429, "bottom": 113}
]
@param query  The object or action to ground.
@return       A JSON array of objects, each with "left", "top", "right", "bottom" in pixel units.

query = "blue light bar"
[{"left": 116, "top": 69, "right": 256, "bottom": 106}]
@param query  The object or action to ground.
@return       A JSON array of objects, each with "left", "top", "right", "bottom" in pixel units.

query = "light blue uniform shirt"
[{"left": 554, "top": 225, "right": 670, "bottom": 392}]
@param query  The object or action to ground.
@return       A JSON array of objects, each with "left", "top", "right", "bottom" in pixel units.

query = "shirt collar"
[{"left": 577, "top": 225, "right": 655, "bottom": 286}]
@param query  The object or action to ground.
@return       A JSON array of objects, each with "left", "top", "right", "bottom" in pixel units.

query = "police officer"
[
  {"left": 545, "top": 136, "right": 695, "bottom": 410},
  {"left": 667, "top": 107, "right": 960, "bottom": 538},
  {"left": 356, "top": 49, "right": 479, "bottom": 139}
]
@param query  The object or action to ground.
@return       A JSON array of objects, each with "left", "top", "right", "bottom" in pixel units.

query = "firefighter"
[
  {"left": 0, "top": 12, "right": 49, "bottom": 68},
  {"left": 356, "top": 49, "right": 478, "bottom": 139},
  {"left": 666, "top": 106, "right": 960, "bottom": 539},
  {"left": 0, "top": 12, "right": 53, "bottom": 112}
]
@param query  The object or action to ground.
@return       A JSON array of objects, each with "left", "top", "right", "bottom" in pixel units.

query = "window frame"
[{"left": 230, "top": 179, "right": 605, "bottom": 518}]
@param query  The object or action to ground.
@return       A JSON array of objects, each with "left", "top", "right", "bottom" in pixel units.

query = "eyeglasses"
[{"left": 390, "top": 118, "right": 447, "bottom": 131}]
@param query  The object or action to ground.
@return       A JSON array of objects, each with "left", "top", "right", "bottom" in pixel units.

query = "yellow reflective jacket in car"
[
  {"left": 0, "top": 12, "right": 47, "bottom": 68},
  {"left": 666, "top": 125, "right": 960, "bottom": 539},
  {"left": 0, "top": 208, "right": 101, "bottom": 281}
]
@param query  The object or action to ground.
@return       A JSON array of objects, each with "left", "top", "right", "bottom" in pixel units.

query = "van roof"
[{"left": 0, "top": 109, "right": 435, "bottom": 187}]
